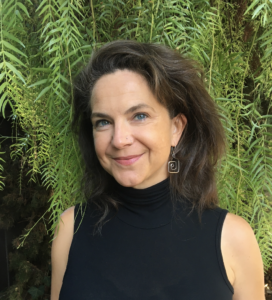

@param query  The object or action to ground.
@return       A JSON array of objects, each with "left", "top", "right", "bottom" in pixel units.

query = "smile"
[{"left": 113, "top": 154, "right": 143, "bottom": 166}]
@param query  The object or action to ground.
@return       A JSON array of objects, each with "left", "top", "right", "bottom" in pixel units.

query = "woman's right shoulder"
[
  {"left": 51, "top": 206, "right": 76, "bottom": 265},
  {"left": 58, "top": 203, "right": 89, "bottom": 231},
  {"left": 60, "top": 206, "right": 76, "bottom": 223},
  {"left": 52, "top": 206, "right": 76, "bottom": 253},
  {"left": 55, "top": 206, "right": 76, "bottom": 241},
  {"left": 51, "top": 206, "right": 76, "bottom": 299}
]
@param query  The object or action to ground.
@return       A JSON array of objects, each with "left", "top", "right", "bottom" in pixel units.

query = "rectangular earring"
[
  {"left": 168, "top": 160, "right": 180, "bottom": 173},
  {"left": 168, "top": 146, "right": 180, "bottom": 173}
]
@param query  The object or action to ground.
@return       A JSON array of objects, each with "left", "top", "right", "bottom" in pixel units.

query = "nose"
[{"left": 111, "top": 121, "right": 133, "bottom": 149}]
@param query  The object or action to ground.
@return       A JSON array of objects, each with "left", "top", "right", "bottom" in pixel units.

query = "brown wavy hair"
[{"left": 72, "top": 40, "right": 227, "bottom": 231}]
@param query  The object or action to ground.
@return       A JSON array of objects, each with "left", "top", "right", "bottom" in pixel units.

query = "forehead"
[{"left": 90, "top": 70, "right": 160, "bottom": 111}]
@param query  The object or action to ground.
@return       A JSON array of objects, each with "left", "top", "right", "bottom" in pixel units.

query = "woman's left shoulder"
[
  {"left": 222, "top": 212, "right": 262, "bottom": 257},
  {"left": 223, "top": 212, "right": 255, "bottom": 241},
  {"left": 222, "top": 212, "right": 261, "bottom": 266},
  {"left": 221, "top": 212, "right": 265, "bottom": 299}
]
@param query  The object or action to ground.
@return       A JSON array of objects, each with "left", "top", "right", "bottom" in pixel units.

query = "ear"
[{"left": 171, "top": 113, "right": 187, "bottom": 147}]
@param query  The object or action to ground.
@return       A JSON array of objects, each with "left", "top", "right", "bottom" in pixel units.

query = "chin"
[{"left": 112, "top": 172, "right": 144, "bottom": 188}]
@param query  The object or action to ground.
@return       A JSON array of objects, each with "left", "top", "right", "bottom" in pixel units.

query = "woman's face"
[{"left": 90, "top": 70, "right": 187, "bottom": 189}]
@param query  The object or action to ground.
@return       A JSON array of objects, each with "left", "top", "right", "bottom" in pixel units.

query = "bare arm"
[
  {"left": 51, "top": 206, "right": 75, "bottom": 300},
  {"left": 222, "top": 213, "right": 265, "bottom": 300}
]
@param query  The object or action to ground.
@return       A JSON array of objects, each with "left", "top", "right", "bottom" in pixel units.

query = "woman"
[{"left": 51, "top": 40, "right": 265, "bottom": 299}]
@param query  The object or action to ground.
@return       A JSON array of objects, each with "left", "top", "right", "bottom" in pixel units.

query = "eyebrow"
[{"left": 91, "top": 103, "right": 155, "bottom": 119}]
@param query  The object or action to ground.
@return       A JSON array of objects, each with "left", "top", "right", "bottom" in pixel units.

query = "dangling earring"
[{"left": 168, "top": 146, "right": 180, "bottom": 173}]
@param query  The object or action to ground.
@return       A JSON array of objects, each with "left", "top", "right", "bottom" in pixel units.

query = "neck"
[
  {"left": 127, "top": 175, "right": 170, "bottom": 190},
  {"left": 112, "top": 177, "right": 173, "bottom": 229}
]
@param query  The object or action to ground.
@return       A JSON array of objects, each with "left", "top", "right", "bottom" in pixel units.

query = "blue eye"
[
  {"left": 135, "top": 113, "right": 147, "bottom": 121},
  {"left": 95, "top": 120, "right": 110, "bottom": 127}
]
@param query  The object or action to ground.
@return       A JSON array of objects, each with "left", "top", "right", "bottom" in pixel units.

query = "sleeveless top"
[{"left": 59, "top": 178, "right": 234, "bottom": 300}]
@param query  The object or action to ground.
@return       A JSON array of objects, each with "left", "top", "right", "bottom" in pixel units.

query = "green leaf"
[
  {"left": 227, "top": 160, "right": 248, "bottom": 174},
  {"left": 31, "top": 68, "right": 52, "bottom": 73},
  {"left": 17, "top": 2, "right": 30, "bottom": 17},
  {"left": 2, "top": 41, "right": 27, "bottom": 57},
  {"left": 2, "top": 30, "right": 25, "bottom": 48},
  {"left": 36, "top": 0, "right": 49, "bottom": 12},
  {"left": 0, "top": 92, "right": 8, "bottom": 117},
  {"left": 4, "top": 51, "right": 26, "bottom": 67},
  {"left": 252, "top": 3, "right": 266, "bottom": 19},
  {"left": 28, "top": 79, "right": 49, "bottom": 88},
  {"left": 34, "top": 86, "right": 51, "bottom": 102},
  {"left": 3, "top": 4, "right": 16, "bottom": 21},
  {"left": 0, "top": 73, "right": 5, "bottom": 81},
  {"left": 5, "top": 62, "right": 26, "bottom": 84},
  {"left": 0, "top": 82, "right": 8, "bottom": 95},
  {"left": 244, "top": 0, "right": 262, "bottom": 14}
]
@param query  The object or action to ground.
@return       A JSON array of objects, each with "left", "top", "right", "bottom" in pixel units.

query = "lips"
[{"left": 113, "top": 154, "right": 143, "bottom": 166}]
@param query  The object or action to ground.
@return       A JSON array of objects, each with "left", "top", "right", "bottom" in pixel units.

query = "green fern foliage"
[{"left": 0, "top": 0, "right": 271, "bottom": 269}]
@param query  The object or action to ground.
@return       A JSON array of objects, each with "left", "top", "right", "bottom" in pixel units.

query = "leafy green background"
[{"left": 0, "top": 0, "right": 271, "bottom": 294}]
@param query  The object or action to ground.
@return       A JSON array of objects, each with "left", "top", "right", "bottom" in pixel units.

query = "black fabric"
[{"left": 59, "top": 178, "right": 234, "bottom": 300}]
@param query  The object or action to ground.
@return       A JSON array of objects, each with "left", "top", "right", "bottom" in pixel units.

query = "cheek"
[
  {"left": 139, "top": 128, "right": 171, "bottom": 156},
  {"left": 93, "top": 132, "right": 108, "bottom": 159}
]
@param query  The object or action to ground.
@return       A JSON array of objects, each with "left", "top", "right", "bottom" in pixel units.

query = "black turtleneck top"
[{"left": 59, "top": 178, "right": 234, "bottom": 299}]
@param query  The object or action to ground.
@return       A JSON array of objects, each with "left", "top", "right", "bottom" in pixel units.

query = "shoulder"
[
  {"left": 51, "top": 206, "right": 75, "bottom": 299},
  {"left": 221, "top": 212, "right": 265, "bottom": 299},
  {"left": 54, "top": 206, "right": 75, "bottom": 237},
  {"left": 222, "top": 212, "right": 260, "bottom": 262},
  {"left": 223, "top": 212, "right": 254, "bottom": 244},
  {"left": 52, "top": 206, "right": 75, "bottom": 252},
  {"left": 60, "top": 206, "right": 75, "bottom": 226},
  {"left": 51, "top": 205, "right": 75, "bottom": 260}
]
